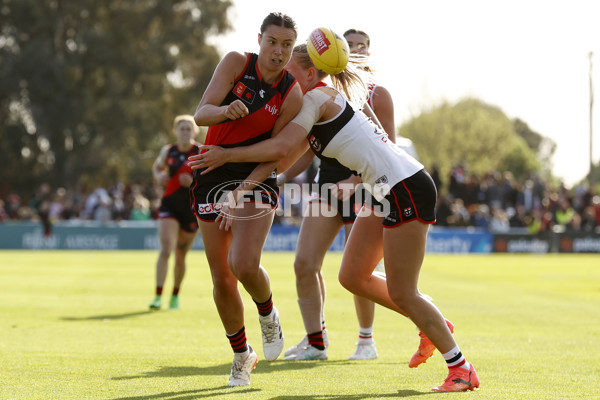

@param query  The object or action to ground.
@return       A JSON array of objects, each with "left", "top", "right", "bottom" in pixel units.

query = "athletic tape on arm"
[{"left": 290, "top": 88, "right": 332, "bottom": 132}]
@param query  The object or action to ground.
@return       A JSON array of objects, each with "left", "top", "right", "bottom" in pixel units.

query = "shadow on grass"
[
  {"left": 112, "top": 359, "right": 347, "bottom": 381},
  {"left": 61, "top": 310, "right": 155, "bottom": 321},
  {"left": 111, "top": 364, "right": 231, "bottom": 380},
  {"left": 110, "top": 361, "right": 432, "bottom": 399},
  {"left": 110, "top": 386, "right": 260, "bottom": 400},
  {"left": 267, "top": 391, "right": 433, "bottom": 399}
]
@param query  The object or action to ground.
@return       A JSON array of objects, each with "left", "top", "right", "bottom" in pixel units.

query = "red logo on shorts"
[
  {"left": 197, "top": 203, "right": 222, "bottom": 215},
  {"left": 403, "top": 207, "right": 413, "bottom": 217}
]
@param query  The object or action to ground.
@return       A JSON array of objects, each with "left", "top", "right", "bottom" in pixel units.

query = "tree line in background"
[
  {"left": 0, "top": 0, "right": 231, "bottom": 198},
  {"left": 1, "top": 0, "right": 598, "bottom": 202},
  {"left": 401, "top": 99, "right": 557, "bottom": 186}
]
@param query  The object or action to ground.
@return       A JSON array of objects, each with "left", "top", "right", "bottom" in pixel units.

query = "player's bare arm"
[
  {"left": 152, "top": 144, "right": 170, "bottom": 185},
  {"left": 193, "top": 51, "right": 249, "bottom": 126},
  {"left": 189, "top": 86, "right": 329, "bottom": 172}
]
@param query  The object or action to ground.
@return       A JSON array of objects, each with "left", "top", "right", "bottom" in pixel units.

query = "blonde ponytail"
[{"left": 293, "top": 45, "right": 371, "bottom": 109}]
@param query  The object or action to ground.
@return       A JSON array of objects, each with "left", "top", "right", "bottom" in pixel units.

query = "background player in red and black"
[{"left": 149, "top": 115, "right": 201, "bottom": 311}]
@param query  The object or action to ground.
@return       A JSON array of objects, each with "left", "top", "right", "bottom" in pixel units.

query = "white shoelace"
[
  {"left": 231, "top": 354, "right": 251, "bottom": 379},
  {"left": 261, "top": 319, "right": 279, "bottom": 343}
]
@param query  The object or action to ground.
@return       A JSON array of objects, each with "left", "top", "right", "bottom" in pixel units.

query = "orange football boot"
[
  {"left": 409, "top": 319, "right": 454, "bottom": 368},
  {"left": 432, "top": 363, "right": 480, "bottom": 392}
]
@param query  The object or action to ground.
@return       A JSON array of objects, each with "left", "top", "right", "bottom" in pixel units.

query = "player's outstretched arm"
[{"left": 188, "top": 122, "right": 308, "bottom": 174}]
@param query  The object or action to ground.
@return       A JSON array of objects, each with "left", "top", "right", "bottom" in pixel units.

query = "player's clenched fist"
[{"left": 224, "top": 99, "right": 249, "bottom": 120}]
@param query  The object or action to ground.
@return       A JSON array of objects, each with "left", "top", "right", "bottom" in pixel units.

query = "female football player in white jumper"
[
  {"left": 343, "top": 28, "right": 454, "bottom": 367},
  {"left": 276, "top": 28, "right": 406, "bottom": 362},
  {"left": 189, "top": 37, "right": 479, "bottom": 392}
]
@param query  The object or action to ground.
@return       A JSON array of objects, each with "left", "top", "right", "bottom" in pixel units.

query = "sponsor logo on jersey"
[
  {"left": 308, "top": 134, "right": 321, "bottom": 152},
  {"left": 233, "top": 82, "right": 255, "bottom": 104},
  {"left": 375, "top": 175, "right": 388, "bottom": 184},
  {"left": 259, "top": 89, "right": 265, "bottom": 98},
  {"left": 243, "top": 74, "right": 256, "bottom": 81},
  {"left": 265, "top": 103, "right": 279, "bottom": 116}
]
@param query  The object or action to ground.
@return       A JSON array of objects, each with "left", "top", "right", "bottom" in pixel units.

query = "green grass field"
[{"left": 1, "top": 251, "right": 599, "bottom": 400}]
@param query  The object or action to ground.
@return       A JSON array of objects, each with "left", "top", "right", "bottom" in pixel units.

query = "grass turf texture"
[{"left": 1, "top": 251, "right": 599, "bottom": 399}]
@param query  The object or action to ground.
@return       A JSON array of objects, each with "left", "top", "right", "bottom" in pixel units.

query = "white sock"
[
  {"left": 357, "top": 325, "right": 374, "bottom": 344},
  {"left": 442, "top": 345, "right": 470, "bottom": 370}
]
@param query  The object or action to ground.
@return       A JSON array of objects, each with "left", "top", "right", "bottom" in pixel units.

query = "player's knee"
[
  {"left": 293, "top": 255, "right": 319, "bottom": 278},
  {"left": 229, "top": 255, "right": 260, "bottom": 283},
  {"left": 388, "top": 289, "right": 416, "bottom": 312},
  {"left": 211, "top": 269, "right": 237, "bottom": 292},
  {"left": 338, "top": 269, "right": 359, "bottom": 294}
]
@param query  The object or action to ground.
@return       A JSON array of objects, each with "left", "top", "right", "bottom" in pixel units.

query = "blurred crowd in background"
[
  {"left": 431, "top": 165, "right": 600, "bottom": 234},
  {"left": 2, "top": 164, "right": 599, "bottom": 235}
]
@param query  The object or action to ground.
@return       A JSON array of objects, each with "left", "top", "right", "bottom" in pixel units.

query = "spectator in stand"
[
  {"left": 29, "top": 183, "right": 52, "bottom": 234},
  {"left": 579, "top": 203, "right": 598, "bottom": 232},
  {"left": 541, "top": 202, "right": 556, "bottom": 232},
  {"left": 532, "top": 174, "right": 546, "bottom": 210},
  {"left": 519, "top": 179, "right": 535, "bottom": 212},
  {"left": 498, "top": 171, "right": 517, "bottom": 209},
  {"left": 29, "top": 183, "right": 51, "bottom": 215},
  {"left": 434, "top": 194, "right": 454, "bottom": 226},
  {"left": 594, "top": 195, "right": 600, "bottom": 227},
  {"left": 130, "top": 193, "right": 152, "bottom": 221},
  {"left": 110, "top": 183, "right": 127, "bottom": 221},
  {"left": 486, "top": 171, "right": 503, "bottom": 210},
  {"left": 463, "top": 174, "right": 484, "bottom": 206},
  {"left": 430, "top": 164, "right": 442, "bottom": 192},
  {"left": 471, "top": 204, "right": 491, "bottom": 229},
  {"left": 448, "top": 164, "right": 466, "bottom": 199},
  {"left": 509, "top": 205, "right": 528, "bottom": 228},
  {"left": 93, "top": 188, "right": 113, "bottom": 223},
  {"left": 48, "top": 188, "right": 67, "bottom": 223},
  {"left": 447, "top": 198, "right": 470, "bottom": 226},
  {"left": 0, "top": 199, "right": 8, "bottom": 222},
  {"left": 572, "top": 181, "right": 589, "bottom": 212},
  {"left": 554, "top": 198, "right": 579, "bottom": 231},
  {"left": 6, "top": 193, "right": 21, "bottom": 219},
  {"left": 489, "top": 207, "right": 510, "bottom": 232},
  {"left": 525, "top": 209, "right": 543, "bottom": 235}
]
